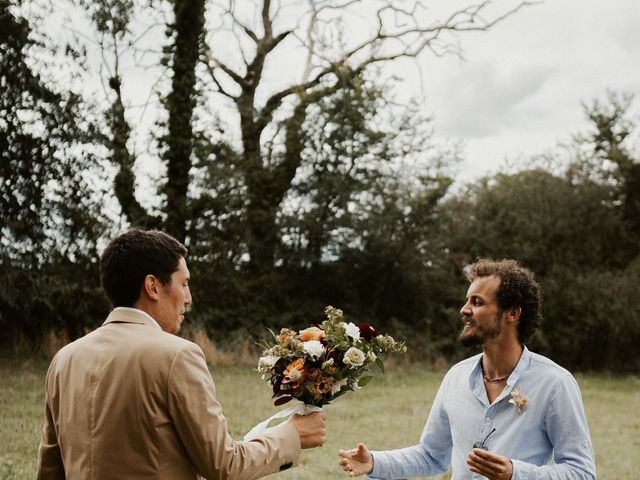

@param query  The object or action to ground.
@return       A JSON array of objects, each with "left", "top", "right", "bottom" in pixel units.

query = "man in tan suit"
[{"left": 37, "top": 229, "right": 326, "bottom": 479}]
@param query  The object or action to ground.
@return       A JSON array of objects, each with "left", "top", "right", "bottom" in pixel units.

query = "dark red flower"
[
  {"left": 359, "top": 323, "right": 379, "bottom": 340},
  {"left": 273, "top": 357, "right": 288, "bottom": 374},
  {"left": 327, "top": 348, "right": 345, "bottom": 366}
]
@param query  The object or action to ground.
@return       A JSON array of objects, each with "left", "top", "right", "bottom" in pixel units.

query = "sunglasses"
[{"left": 473, "top": 427, "right": 496, "bottom": 450}]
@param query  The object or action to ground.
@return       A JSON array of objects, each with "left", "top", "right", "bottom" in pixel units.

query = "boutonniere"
[{"left": 509, "top": 388, "right": 528, "bottom": 415}]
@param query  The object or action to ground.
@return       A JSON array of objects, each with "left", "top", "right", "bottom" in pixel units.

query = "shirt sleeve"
[
  {"left": 511, "top": 373, "right": 596, "bottom": 480},
  {"left": 369, "top": 372, "right": 452, "bottom": 479},
  {"left": 167, "top": 343, "right": 301, "bottom": 480},
  {"left": 36, "top": 362, "right": 65, "bottom": 480}
]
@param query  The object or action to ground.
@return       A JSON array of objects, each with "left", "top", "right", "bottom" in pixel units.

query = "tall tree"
[
  {"left": 81, "top": 0, "right": 207, "bottom": 241},
  {"left": 160, "top": 0, "right": 206, "bottom": 241},
  {"left": 1, "top": 0, "right": 51, "bottom": 262},
  {"left": 582, "top": 92, "right": 640, "bottom": 245},
  {"left": 0, "top": 0, "right": 111, "bottom": 347},
  {"left": 1, "top": 0, "right": 107, "bottom": 266},
  {"left": 82, "top": 0, "right": 161, "bottom": 230},
  {"left": 201, "top": 0, "right": 534, "bottom": 274}
]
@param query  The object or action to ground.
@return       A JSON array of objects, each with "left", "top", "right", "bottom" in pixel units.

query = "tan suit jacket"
[{"left": 37, "top": 309, "right": 300, "bottom": 480}]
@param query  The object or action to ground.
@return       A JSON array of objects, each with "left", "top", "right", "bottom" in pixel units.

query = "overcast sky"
[{"left": 414, "top": 0, "right": 640, "bottom": 181}]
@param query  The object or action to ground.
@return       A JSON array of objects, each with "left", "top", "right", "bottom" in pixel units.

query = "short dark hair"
[
  {"left": 464, "top": 258, "right": 542, "bottom": 343},
  {"left": 100, "top": 229, "right": 187, "bottom": 307}
]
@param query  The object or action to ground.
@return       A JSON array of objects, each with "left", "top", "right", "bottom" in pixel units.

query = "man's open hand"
[{"left": 338, "top": 443, "right": 373, "bottom": 477}]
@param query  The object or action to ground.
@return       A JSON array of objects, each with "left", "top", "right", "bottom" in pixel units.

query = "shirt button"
[{"left": 485, "top": 416, "right": 491, "bottom": 422}]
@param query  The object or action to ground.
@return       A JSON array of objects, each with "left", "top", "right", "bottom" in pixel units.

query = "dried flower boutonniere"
[{"left": 509, "top": 388, "right": 528, "bottom": 415}]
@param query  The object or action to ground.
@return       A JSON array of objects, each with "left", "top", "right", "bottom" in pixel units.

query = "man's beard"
[{"left": 458, "top": 311, "right": 503, "bottom": 347}]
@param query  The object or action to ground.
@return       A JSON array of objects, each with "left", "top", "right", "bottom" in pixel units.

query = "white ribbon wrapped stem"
[{"left": 244, "top": 403, "right": 322, "bottom": 441}]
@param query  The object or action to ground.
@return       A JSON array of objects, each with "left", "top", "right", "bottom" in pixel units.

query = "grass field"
[{"left": 1, "top": 353, "right": 639, "bottom": 479}]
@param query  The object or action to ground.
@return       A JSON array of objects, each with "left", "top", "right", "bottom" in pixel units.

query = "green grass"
[
  {"left": 0, "top": 356, "right": 46, "bottom": 480},
  {"left": 1, "top": 354, "right": 638, "bottom": 479}
]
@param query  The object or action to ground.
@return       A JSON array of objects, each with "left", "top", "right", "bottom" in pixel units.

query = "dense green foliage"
[
  {"left": 1, "top": 1, "right": 639, "bottom": 371},
  {"left": 0, "top": 0, "right": 111, "bottom": 348}
]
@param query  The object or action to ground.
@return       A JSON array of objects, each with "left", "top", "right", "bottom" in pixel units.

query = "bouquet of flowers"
[{"left": 257, "top": 306, "right": 406, "bottom": 408}]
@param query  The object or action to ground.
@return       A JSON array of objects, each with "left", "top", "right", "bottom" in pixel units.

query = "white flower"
[
  {"left": 257, "top": 355, "right": 280, "bottom": 379},
  {"left": 331, "top": 378, "right": 349, "bottom": 394},
  {"left": 257, "top": 355, "right": 279, "bottom": 370},
  {"left": 343, "top": 347, "right": 365, "bottom": 366},
  {"left": 303, "top": 340, "right": 325, "bottom": 359},
  {"left": 321, "top": 358, "right": 335, "bottom": 370},
  {"left": 342, "top": 322, "right": 361, "bottom": 341},
  {"left": 366, "top": 351, "right": 377, "bottom": 363}
]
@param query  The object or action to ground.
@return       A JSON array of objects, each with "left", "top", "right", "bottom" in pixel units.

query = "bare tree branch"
[
  {"left": 204, "top": 51, "right": 238, "bottom": 99},
  {"left": 339, "top": 1, "right": 536, "bottom": 66},
  {"left": 242, "top": 0, "right": 535, "bottom": 127},
  {"left": 128, "top": 22, "right": 164, "bottom": 49},
  {"left": 210, "top": 56, "right": 245, "bottom": 86},
  {"left": 261, "top": 0, "right": 272, "bottom": 39},
  {"left": 301, "top": 0, "right": 318, "bottom": 83},
  {"left": 228, "top": 2, "right": 259, "bottom": 43}
]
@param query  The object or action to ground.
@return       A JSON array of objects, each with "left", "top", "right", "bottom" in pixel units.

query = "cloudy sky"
[{"left": 416, "top": 0, "right": 640, "bottom": 181}]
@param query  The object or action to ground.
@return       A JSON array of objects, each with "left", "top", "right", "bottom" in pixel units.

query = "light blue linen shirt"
[{"left": 369, "top": 347, "right": 596, "bottom": 479}]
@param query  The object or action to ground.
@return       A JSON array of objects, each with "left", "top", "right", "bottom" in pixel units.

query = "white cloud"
[
  {"left": 418, "top": 0, "right": 640, "bottom": 180},
  {"left": 435, "top": 62, "right": 551, "bottom": 137}
]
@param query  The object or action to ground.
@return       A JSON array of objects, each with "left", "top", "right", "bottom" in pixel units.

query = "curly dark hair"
[
  {"left": 464, "top": 258, "right": 542, "bottom": 343},
  {"left": 100, "top": 229, "right": 187, "bottom": 307}
]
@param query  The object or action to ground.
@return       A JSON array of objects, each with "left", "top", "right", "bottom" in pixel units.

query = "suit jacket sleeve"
[
  {"left": 36, "top": 361, "right": 65, "bottom": 480},
  {"left": 167, "top": 343, "right": 301, "bottom": 480}
]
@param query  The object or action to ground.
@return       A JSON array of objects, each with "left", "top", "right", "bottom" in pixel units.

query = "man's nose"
[{"left": 460, "top": 300, "right": 471, "bottom": 316}]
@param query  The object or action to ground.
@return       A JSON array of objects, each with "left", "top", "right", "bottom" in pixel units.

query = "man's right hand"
[
  {"left": 338, "top": 443, "right": 373, "bottom": 477},
  {"left": 290, "top": 412, "right": 327, "bottom": 449}
]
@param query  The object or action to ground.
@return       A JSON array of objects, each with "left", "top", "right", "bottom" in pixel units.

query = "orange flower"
[
  {"left": 283, "top": 358, "right": 306, "bottom": 383},
  {"left": 298, "top": 326, "right": 325, "bottom": 342}
]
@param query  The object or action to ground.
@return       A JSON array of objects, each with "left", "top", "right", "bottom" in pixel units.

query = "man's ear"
[
  {"left": 142, "top": 274, "right": 161, "bottom": 301},
  {"left": 508, "top": 305, "right": 522, "bottom": 323}
]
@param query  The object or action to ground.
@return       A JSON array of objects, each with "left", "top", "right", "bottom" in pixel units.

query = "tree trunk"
[
  {"left": 109, "top": 77, "right": 159, "bottom": 229},
  {"left": 162, "top": 0, "right": 205, "bottom": 243},
  {"left": 242, "top": 93, "right": 312, "bottom": 274}
]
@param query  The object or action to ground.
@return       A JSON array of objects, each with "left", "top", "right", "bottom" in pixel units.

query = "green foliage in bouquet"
[{"left": 257, "top": 306, "right": 406, "bottom": 407}]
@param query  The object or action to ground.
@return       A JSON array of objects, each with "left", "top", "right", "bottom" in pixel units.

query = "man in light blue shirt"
[{"left": 339, "top": 259, "right": 596, "bottom": 479}]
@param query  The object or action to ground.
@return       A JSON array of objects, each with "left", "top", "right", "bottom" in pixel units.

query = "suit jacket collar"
[{"left": 103, "top": 307, "right": 161, "bottom": 329}]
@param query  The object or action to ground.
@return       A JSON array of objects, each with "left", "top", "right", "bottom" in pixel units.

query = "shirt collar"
[
  {"left": 112, "top": 307, "right": 162, "bottom": 330},
  {"left": 507, "top": 345, "right": 531, "bottom": 387},
  {"left": 469, "top": 345, "right": 531, "bottom": 407}
]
